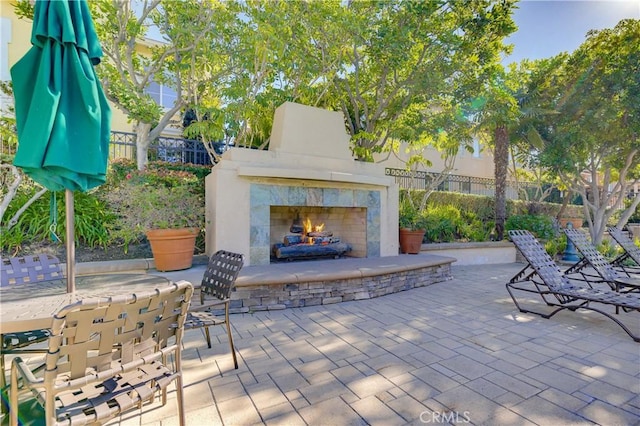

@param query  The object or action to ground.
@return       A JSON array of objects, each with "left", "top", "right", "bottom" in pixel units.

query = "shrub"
[
  {"left": 2, "top": 159, "right": 207, "bottom": 256},
  {"left": 505, "top": 214, "right": 556, "bottom": 240},
  {"left": 544, "top": 235, "right": 566, "bottom": 258},
  {"left": 1, "top": 188, "right": 113, "bottom": 252},
  {"left": 420, "top": 205, "right": 462, "bottom": 243},
  {"left": 98, "top": 171, "right": 204, "bottom": 251}
]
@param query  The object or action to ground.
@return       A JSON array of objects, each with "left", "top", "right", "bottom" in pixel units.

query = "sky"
[{"left": 504, "top": 0, "right": 640, "bottom": 64}]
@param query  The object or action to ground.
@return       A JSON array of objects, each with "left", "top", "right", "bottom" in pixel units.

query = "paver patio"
[
  {"left": 7, "top": 262, "right": 640, "bottom": 425},
  {"left": 140, "top": 261, "right": 640, "bottom": 425}
]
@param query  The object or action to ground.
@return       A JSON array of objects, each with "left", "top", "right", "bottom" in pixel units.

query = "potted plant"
[
  {"left": 398, "top": 197, "right": 426, "bottom": 254},
  {"left": 103, "top": 177, "right": 204, "bottom": 271}
]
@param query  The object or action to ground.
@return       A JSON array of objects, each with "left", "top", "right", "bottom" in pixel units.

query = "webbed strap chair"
[
  {"left": 607, "top": 226, "right": 640, "bottom": 277},
  {"left": 1, "top": 255, "right": 63, "bottom": 398},
  {"left": 563, "top": 228, "right": 640, "bottom": 293},
  {"left": 184, "top": 250, "right": 244, "bottom": 369},
  {"left": 506, "top": 230, "right": 640, "bottom": 342},
  {"left": 8, "top": 281, "right": 193, "bottom": 426}
]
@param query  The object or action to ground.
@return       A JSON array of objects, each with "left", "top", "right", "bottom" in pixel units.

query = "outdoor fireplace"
[{"left": 205, "top": 102, "right": 399, "bottom": 266}]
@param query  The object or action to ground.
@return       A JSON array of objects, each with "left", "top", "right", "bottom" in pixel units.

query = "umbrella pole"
[{"left": 65, "top": 189, "right": 76, "bottom": 293}]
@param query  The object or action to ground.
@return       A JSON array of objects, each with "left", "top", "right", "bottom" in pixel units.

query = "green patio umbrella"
[{"left": 11, "top": 0, "right": 111, "bottom": 292}]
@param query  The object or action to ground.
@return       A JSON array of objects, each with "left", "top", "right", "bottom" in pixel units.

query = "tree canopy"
[{"left": 528, "top": 19, "right": 640, "bottom": 243}]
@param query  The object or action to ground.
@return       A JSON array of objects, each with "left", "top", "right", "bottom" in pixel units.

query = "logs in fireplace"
[{"left": 272, "top": 219, "right": 352, "bottom": 261}]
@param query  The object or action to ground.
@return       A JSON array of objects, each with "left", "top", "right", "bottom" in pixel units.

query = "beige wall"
[{"left": 374, "top": 140, "right": 495, "bottom": 179}]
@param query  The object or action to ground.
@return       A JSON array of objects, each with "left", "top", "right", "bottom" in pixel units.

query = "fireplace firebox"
[{"left": 270, "top": 206, "right": 367, "bottom": 261}]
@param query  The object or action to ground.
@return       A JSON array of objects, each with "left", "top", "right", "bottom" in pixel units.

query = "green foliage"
[
  {"left": 459, "top": 211, "right": 495, "bottom": 242},
  {"left": 2, "top": 160, "right": 206, "bottom": 256},
  {"left": 401, "top": 190, "right": 579, "bottom": 226},
  {"left": 425, "top": 192, "right": 495, "bottom": 221},
  {"left": 597, "top": 238, "right": 619, "bottom": 260},
  {"left": 98, "top": 164, "right": 205, "bottom": 250},
  {"left": 505, "top": 214, "right": 556, "bottom": 240},
  {"left": 1, "top": 189, "right": 113, "bottom": 253},
  {"left": 533, "top": 20, "right": 640, "bottom": 243},
  {"left": 421, "top": 205, "right": 461, "bottom": 243},
  {"left": 398, "top": 196, "right": 420, "bottom": 230},
  {"left": 400, "top": 189, "right": 577, "bottom": 243},
  {"left": 544, "top": 235, "right": 566, "bottom": 258},
  {"left": 106, "top": 159, "right": 209, "bottom": 192}
]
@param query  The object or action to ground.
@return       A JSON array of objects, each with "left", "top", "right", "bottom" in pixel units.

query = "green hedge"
[
  {"left": 403, "top": 190, "right": 583, "bottom": 223},
  {"left": 400, "top": 189, "right": 583, "bottom": 243}
]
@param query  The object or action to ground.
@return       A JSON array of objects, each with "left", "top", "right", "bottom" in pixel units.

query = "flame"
[{"left": 303, "top": 218, "right": 325, "bottom": 234}]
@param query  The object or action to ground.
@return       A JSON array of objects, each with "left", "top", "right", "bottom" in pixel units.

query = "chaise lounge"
[
  {"left": 506, "top": 230, "right": 640, "bottom": 342},
  {"left": 563, "top": 227, "right": 640, "bottom": 293},
  {"left": 607, "top": 226, "right": 640, "bottom": 277}
]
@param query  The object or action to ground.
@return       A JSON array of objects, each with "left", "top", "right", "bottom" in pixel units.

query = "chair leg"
[
  {"left": 204, "top": 326, "right": 212, "bottom": 349},
  {"left": 225, "top": 306, "right": 238, "bottom": 369},
  {"left": 0, "top": 352, "right": 7, "bottom": 414},
  {"left": 175, "top": 369, "right": 186, "bottom": 426}
]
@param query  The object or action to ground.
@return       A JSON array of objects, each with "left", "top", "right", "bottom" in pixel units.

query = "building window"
[{"left": 146, "top": 81, "right": 177, "bottom": 110}]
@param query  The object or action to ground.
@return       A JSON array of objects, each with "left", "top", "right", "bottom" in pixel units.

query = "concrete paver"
[{"left": 5, "top": 262, "right": 639, "bottom": 425}]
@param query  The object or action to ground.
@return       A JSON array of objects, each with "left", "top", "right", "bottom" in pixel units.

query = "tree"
[
  {"left": 472, "top": 66, "right": 520, "bottom": 241},
  {"left": 90, "top": 0, "right": 230, "bottom": 170},
  {"left": 474, "top": 55, "right": 569, "bottom": 240},
  {"left": 322, "top": 1, "right": 517, "bottom": 162},
  {"left": 538, "top": 19, "right": 640, "bottom": 245},
  {"left": 12, "top": 0, "right": 518, "bottom": 173}
]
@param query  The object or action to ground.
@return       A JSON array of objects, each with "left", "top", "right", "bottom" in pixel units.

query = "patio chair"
[
  {"left": 563, "top": 228, "right": 640, "bottom": 293},
  {"left": 1, "top": 255, "right": 63, "bottom": 397},
  {"left": 506, "top": 230, "right": 640, "bottom": 342},
  {"left": 607, "top": 226, "right": 640, "bottom": 277},
  {"left": 184, "top": 250, "right": 244, "bottom": 369},
  {"left": 8, "top": 280, "right": 193, "bottom": 426}
]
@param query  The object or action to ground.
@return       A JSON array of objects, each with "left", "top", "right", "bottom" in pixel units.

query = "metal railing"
[
  {"left": 385, "top": 168, "right": 552, "bottom": 201},
  {"left": 109, "top": 131, "right": 224, "bottom": 166}
]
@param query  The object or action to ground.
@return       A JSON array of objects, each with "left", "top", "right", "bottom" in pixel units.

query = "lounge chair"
[
  {"left": 184, "top": 250, "right": 244, "bottom": 369},
  {"left": 607, "top": 226, "right": 640, "bottom": 276},
  {"left": 563, "top": 228, "right": 640, "bottom": 293},
  {"left": 8, "top": 281, "right": 193, "bottom": 426},
  {"left": 506, "top": 230, "right": 640, "bottom": 342}
]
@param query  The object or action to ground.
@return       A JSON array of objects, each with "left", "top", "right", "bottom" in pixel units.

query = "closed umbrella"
[{"left": 11, "top": 0, "right": 111, "bottom": 292}]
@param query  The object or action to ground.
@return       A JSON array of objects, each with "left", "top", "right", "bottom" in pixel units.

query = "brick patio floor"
[{"left": 9, "top": 262, "right": 640, "bottom": 425}]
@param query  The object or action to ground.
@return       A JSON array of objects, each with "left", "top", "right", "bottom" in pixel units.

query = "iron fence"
[
  {"left": 384, "top": 168, "right": 556, "bottom": 201},
  {"left": 109, "top": 131, "right": 224, "bottom": 166}
]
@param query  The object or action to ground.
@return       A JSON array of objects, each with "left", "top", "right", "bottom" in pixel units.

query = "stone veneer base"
[{"left": 228, "top": 254, "right": 455, "bottom": 313}]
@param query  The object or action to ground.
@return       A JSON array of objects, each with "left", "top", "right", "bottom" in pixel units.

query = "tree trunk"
[
  {"left": 494, "top": 124, "right": 509, "bottom": 241},
  {"left": 135, "top": 122, "right": 152, "bottom": 171}
]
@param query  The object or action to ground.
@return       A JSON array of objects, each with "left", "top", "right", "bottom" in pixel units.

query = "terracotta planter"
[
  {"left": 559, "top": 217, "right": 583, "bottom": 229},
  {"left": 145, "top": 228, "right": 198, "bottom": 271},
  {"left": 399, "top": 229, "right": 426, "bottom": 254}
]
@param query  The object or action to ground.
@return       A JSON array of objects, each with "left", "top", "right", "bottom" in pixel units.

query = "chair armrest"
[
  {"left": 189, "top": 299, "right": 229, "bottom": 312},
  {"left": 11, "top": 356, "right": 44, "bottom": 387}
]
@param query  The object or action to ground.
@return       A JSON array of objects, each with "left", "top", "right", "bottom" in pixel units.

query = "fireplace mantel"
[{"left": 237, "top": 166, "right": 392, "bottom": 187}]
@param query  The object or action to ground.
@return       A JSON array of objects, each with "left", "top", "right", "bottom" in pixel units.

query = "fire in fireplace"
[{"left": 272, "top": 213, "right": 352, "bottom": 261}]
